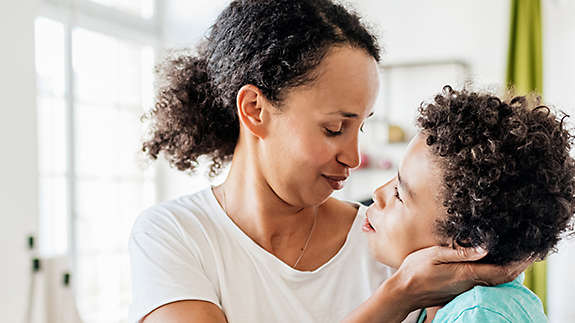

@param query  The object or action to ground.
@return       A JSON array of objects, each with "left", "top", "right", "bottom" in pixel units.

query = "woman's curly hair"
[
  {"left": 417, "top": 86, "right": 575, "bottom": 265},
  {"left": 142, "top": 0, "right": 380, "bottom": 176}
]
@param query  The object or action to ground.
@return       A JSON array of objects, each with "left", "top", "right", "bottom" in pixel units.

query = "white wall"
[
  {"left": 353, "top": 0, "right": 509, "bottom": 87},
  {"left": 0, "top": 0, "right": 39, "bottom": 322},
  {"left": 543, "top": 1, "right": 575, "bottom": 113},
  {"left": 162, "top": 0, "right": 229, "bottom": 48}
]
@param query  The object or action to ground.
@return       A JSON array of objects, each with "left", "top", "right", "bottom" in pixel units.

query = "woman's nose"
[{"left": 336, "top": 134, "right": 361, "bottom": 169}]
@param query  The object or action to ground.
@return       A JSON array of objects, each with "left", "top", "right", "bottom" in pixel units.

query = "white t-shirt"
[{"left": 128, "top": 187, "right": 418, "bottom": 323}]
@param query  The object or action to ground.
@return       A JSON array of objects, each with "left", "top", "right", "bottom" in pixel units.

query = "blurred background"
[{"left": 1, "top": 0, "right": 574, "bottom": 322}]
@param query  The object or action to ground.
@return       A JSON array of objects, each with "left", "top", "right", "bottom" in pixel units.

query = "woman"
[
  {"left": 129, "top": 1, "right": 528, "bottom": 322},
  {"left": 347, "top": 87, "right": 575, "bottom": 322}
]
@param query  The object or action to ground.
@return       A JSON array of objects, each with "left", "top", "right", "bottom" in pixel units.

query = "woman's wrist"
[
  {"left": 343, "top": 273, "right": 411, "bottom": 323},
  {"left": 372, "top": 272, "right": 413, "bottom": 322}
]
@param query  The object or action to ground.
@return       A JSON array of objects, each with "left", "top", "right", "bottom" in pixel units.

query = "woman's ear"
[{"left": 236, "top": 84, "right": 270, "bottom": 139}]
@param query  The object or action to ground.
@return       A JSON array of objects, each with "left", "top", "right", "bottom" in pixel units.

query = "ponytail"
[{"left": 142, "top": 51, "right": 238, "bottom": 176}]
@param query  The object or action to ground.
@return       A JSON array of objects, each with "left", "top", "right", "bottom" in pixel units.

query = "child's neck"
[{"left": 424, "top": 306, "right": 442, "bottom": 323}]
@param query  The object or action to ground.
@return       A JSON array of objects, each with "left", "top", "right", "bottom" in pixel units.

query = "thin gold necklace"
[{"left": 221, "top": 186, "right": 318, "bottom": 270}]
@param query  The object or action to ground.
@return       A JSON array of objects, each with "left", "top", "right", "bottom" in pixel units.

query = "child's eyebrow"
[{"left": 398, "top": 171, "right": 415, "bottom": 200}]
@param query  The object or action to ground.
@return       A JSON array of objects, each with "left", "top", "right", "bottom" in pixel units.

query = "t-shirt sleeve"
[
  {"left": 128, "top": 210, "right": 221, "bottom": 323},
  {"left": 450, "top": 307, "right": 512, "bottom": 323}
]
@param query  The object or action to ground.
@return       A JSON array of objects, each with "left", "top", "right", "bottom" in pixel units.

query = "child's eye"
[
  {"left": 394, "top": 186, "right": 403, "bottom": 203},
  {"left": 360, "top": 123, "right": 366, "bottom": 133}
]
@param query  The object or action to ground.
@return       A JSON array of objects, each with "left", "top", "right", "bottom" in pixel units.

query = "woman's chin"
[
  {"left": 308, "top": 182, "right": 335, "bottom": 203},
  {"left": 274, "top": 182, "right": 331, "bottom": 207},
  {"left": 305, "top": 187, "right": 333, "bottom": 206}
]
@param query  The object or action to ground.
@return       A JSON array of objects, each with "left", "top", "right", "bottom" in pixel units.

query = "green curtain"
[
  {"left": 506, "top": 0, "right": 543, "bottom": 93},
  {"left": 505, "top": 0, "right": 546, "bottom": 313}
]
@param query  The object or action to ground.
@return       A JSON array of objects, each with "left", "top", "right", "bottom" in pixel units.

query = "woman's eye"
[
  {"left": 394, "top": 186, "right": 403, "bottom": 203},
  {"left": 325, "top": 129, "right": 343, "bottom": 136},
  {"left": 324, "top": 124, "right": 344, "bottom": 136}
]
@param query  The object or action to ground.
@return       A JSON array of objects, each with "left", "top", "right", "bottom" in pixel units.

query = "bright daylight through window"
[{"left": 34, "top": 0, "right": 158, "bottom": 321}]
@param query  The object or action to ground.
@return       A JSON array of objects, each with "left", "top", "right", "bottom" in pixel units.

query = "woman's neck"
[{"left": 217, "top": 149, "right": 319, "bottom": 254}]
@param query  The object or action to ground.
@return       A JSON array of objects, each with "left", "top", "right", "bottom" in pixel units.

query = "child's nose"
[{"left": 372, "top": 185, "right": 387, "bottom": 209}]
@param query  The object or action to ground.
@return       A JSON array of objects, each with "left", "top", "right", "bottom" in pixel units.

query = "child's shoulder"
[{"left": 432, "top": 273, "right": 547, "bottom": 322}]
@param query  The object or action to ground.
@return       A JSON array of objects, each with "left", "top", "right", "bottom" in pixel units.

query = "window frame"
[{"left": 36, "top": 0, "right": 163, "bottom": 310}]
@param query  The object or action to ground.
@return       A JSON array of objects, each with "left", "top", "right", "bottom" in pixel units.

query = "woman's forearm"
[{"left": 342, "top": 274, "right": 411, "bottom": 323}]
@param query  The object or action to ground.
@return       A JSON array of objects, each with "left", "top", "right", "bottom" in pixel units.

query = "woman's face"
[
  {"left": 364, "top": 133, "right": 447, "bottom": 268},
  {"left": 262, "top": 46, "right": 380, "bottom": 207}
]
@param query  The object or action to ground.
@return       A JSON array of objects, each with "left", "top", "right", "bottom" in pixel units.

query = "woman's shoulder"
[
  {"left": 322, "top": 197, "right": 363, "bottom": 232},
  {"left": 325, "top": 197, "right": 362, "bottom": 219},
  {"left": 434, "top": 274, "right": 547, "bottom": 322},
  {"left": 316, "top": 198, "right": 366, "bottom": 251},
  {"left": 131, "top": 187, "right": 220, "bottom": 237}
]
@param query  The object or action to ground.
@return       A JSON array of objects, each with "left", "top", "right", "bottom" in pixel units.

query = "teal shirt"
[{"left": 417, "top": 273, "right": 547, "bottom": 322}]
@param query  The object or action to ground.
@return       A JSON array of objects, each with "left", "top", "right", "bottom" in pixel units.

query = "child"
[{"left": 363, "top": 86, "right": 575, "bottom": 322}]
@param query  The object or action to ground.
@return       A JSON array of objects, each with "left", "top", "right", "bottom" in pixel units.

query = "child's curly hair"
[{"left": 418, "top": 86, "right": 575, "bottom": 265}]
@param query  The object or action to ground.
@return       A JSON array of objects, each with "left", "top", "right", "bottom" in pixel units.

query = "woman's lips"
[{"left": 322, "top": 175, "right": 347, "bottom": 190}]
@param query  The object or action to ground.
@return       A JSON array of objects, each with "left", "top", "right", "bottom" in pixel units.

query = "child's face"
[{"left": 364, "top": 133, "right": 447, "bottom": 268}]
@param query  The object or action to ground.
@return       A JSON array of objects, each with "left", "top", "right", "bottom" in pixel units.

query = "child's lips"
[{"left": 362, "top": 213, "right": 376, "bottom": 233}]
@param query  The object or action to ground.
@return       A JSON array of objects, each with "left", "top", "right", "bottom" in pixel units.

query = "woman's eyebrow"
[
  {"left": 326, "top": 111, "right": 375, "bottom": 119},
  {"left": 398, "top": 171, "right": 415, "bottom": 200}
]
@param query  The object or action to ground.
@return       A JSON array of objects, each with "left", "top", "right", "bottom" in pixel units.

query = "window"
[
  {"left": 35, "top": 1, "right": 159, "bottom": 322},
  {"left": 36, "top": 17, "right": 69, "bottom": 257},
  {"left": 89, "top": 0, "right": 155, "bottom": 19}
]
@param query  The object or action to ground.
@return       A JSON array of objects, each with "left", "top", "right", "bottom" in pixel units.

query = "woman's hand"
[
  {"left": 342, "top": 246, "right": 533, "bottom": 323},
  {"left": 392, "top": 246, "right": 533, "bottom": 311}
]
